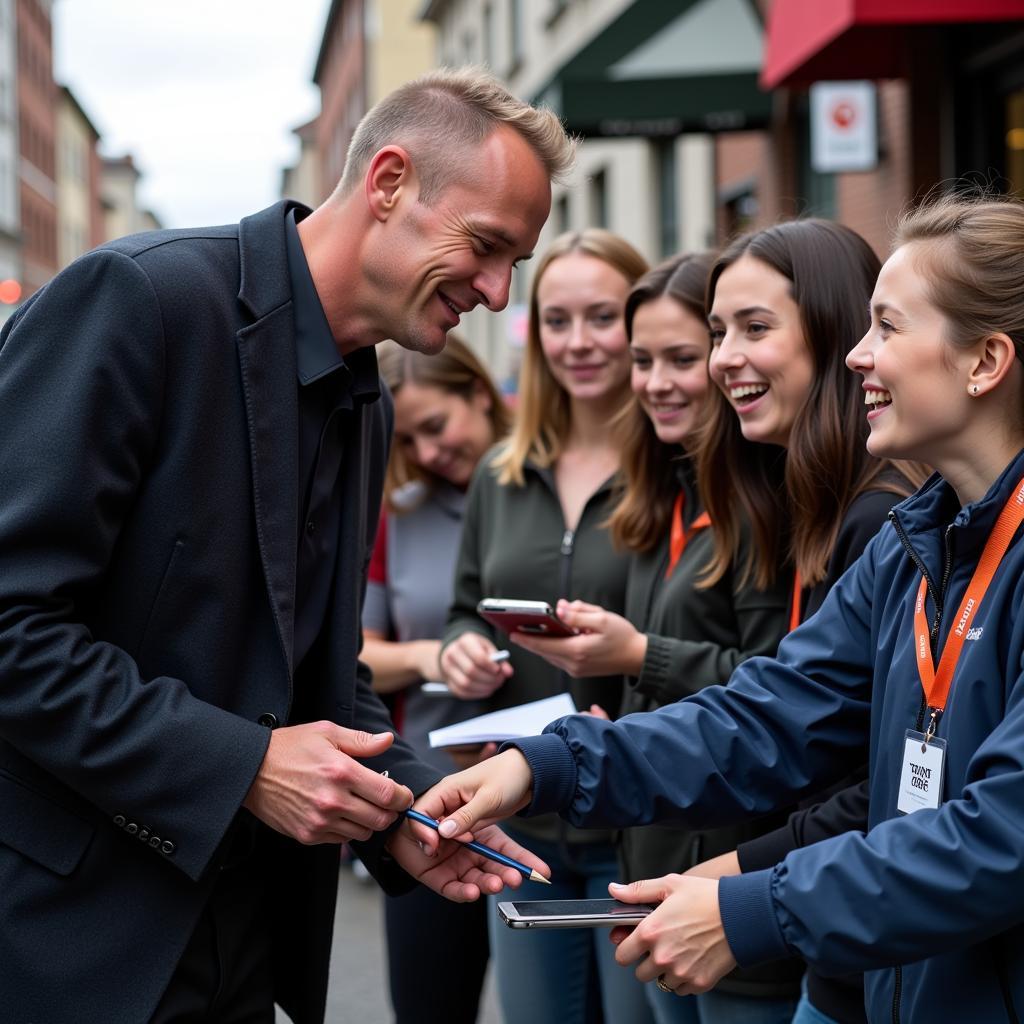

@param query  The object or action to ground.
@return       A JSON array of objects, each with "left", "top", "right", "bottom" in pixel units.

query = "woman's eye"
[
  {"left": 879, "top": 319, "right": 894, "bottom": 336},
  {"left": 674, "top": 355, "right": 698, "bottom": 368},
  {"left": 630, "top": 354, "right": 650, "bottom": 368},
  {"left": 592, "top": 311, "right": 618, "bottom": 326},
  {"left": 422, "top": 419, "right": 446, "bottom": 436},
  {"left": 709, "top": 329, "right": 725, "bottom": 345},
  {"left": 543, "top": 316, "right": 568, "bottom": 330},
  {"left": 747, "top": 322, "right": 767, "bottom": 337}
]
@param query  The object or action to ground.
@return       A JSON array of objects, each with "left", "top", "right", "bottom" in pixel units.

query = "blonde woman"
[{"left": 440, "top": 229, "right": 654, "bottom": 1024}]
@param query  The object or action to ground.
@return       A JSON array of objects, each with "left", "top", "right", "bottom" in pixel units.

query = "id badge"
[{"left": 896, "top": 730, "right": 946, "bottom": 814}]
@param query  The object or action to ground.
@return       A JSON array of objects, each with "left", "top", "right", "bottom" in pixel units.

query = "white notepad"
[{"left": 428, "top": 693, "right": 577, "bottom": 749}]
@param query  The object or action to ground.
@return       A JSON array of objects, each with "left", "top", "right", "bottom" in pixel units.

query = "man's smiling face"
[{"left": 367, "top": 126, "right": 552, "bottom": 355}]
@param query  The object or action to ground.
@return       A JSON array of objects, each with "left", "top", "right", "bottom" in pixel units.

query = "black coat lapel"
[{"left": 235, "top": 202, "right": 307, "bottom": 677}]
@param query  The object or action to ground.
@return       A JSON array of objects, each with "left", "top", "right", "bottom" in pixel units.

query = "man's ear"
[{"left": 365, "top": 146, "right": 415, "bottom": 223}]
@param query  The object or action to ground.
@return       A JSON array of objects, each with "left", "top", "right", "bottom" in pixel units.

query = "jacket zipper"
[
  {"left": 886, "top": 516, "right": 955, "bottom": 1023},
  {"left": 560, "top": 528, "right": 575, "bottom": 596}
]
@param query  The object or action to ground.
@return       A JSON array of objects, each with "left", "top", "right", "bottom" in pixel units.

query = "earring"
[{"left": 972, "top": 385, "right": 980, "bottom": 395}]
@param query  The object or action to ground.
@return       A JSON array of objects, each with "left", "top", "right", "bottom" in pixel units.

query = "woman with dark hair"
[
  {"left": 511, "top": 252, "right": 798, "bottom": 1022},
  {"left": 362, "top": 334, "right": 510, "bottom": 1024}
]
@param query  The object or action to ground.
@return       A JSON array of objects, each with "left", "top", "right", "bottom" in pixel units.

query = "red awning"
[{"left": 761, "top": 0, "right": 1024, "bottom": 88}]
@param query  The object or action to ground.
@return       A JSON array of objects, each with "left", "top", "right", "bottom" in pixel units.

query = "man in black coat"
[{"left": 0, "top": 68, "right": 567, "bottom": 1023}]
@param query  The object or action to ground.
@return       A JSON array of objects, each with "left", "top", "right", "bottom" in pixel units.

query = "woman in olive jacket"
[{"left": 440, "top": 229, "right": 654, "bottom": 1024}]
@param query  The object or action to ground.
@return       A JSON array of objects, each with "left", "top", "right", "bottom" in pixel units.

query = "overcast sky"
[{"left": 53, "top": 0, "right": 333, "bottom": 228}]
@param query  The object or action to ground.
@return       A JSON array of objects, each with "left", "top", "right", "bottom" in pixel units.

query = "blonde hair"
[
  {"left": 337, "top": 66, "right": 575, "bottom": 202},
  {"left": 895, "top": 195, "right": 1024, "bottom": 357},
  {"left": 378, "top": 334, "right": 510, "bottom": 510},
  {"left": 492, "top": 229, "right": 649, "bottom": 487}
]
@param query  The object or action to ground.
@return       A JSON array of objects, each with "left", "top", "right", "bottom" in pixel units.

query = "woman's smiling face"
[
  {"left": 630, "top": 295, "right": 711, "bottom": 448},
  {"left": 708, "top": 254, "right": 815, "bottom": 448}
]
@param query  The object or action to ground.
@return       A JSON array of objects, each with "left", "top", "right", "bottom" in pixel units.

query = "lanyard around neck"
[
  {"left": 789, "top": 570, "right": 802, "bottom": 634},
  {"left": 913, "top": 473, "right": 1024, "bottom": 737},
  {"left": 666, "top": 491, "right": 710, "bottom": 580}
]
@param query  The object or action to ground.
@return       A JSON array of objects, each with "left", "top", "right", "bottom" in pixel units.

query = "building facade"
[
  {"left": 0, "top": 0, "right": 20, "bottom": 322},
  {"left": 100, "top": 154, "right": 161, "bottom": 242},
  {"left": 56, "top": 85, "right": 102, "bottom": 268},
  {"left": 16, "top": 0, "right": 56, "bottom": 299}
]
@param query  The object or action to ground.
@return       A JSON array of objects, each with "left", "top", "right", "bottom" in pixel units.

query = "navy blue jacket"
[{"left": 515, "top": 448, "right": 1024, "bottom": 1023}]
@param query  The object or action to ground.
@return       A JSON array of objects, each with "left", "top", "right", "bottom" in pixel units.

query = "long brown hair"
[
  {"left": 698, "top": 219, "right": 926, "bottom": 589},
  {"left": 607, "top": 252, "right": 716, "bottom": 552},
  {"left": 492, "top": 229, "right": 649, "bottom": 487},
  {"left": 377, "top": 333, "right": 510, "bottom": 510}
]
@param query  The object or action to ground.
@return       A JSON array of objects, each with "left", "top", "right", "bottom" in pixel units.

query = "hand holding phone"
[
  {"left": 477, "top": 599, "right": 577, "bottom": 638},
  {"left": 497, "top": 898, "right": 656, "bottom": 929}
]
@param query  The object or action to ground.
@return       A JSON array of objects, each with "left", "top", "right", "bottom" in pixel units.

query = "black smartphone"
[{"left": 497, "top": 898, "right": 655, "bottom": 929}]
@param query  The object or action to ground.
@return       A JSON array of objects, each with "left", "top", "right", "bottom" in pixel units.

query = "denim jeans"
[
  {"left": 487, "top": 828, "right": 655, "bottom": 1024},
  {"left": 790, "top": 992, "right": 842, "bottom": 1024},
  {"left": 647, "top": 983, "right": 797, "bottom": 1024}
]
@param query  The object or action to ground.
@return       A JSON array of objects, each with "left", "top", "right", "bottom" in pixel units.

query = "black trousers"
[
  {"left": 384, "top": 882, "right": 490, "bottom": 1024},
  {"left": 150, "top": 835, "right": 274, "bottom": 1024}
]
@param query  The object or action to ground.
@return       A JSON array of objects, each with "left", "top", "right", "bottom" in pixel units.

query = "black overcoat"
[{"left": 0, "top": 201, "right": 438, "bottom": 1023}]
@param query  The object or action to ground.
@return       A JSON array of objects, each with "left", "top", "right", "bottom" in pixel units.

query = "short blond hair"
[{"left": 337, "top": 66, "right": 575, "bottom": 202}]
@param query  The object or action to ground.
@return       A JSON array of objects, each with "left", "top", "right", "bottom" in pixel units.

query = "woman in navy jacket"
[{"left": 415, "top": 195, "right": 1024, "bottom": 1024}]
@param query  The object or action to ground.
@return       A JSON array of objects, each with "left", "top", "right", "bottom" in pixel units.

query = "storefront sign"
[{"left": 810, "top": 81, "right": 877, "bottom": 173}]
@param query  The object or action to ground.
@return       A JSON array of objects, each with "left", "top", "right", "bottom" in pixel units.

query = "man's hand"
[
  {"left": 408, "top": 749, "right": 535, "bottom": 852},
  {"left": 386, "top": 820, "right": 550, "bottom": 902},
  {"left": 242, "top": 722, "right": 413, "bottom": 844},
  {"left": 511, "top": 599, "right": 647, "bottom": 678},
  {"left": 440, "top": 633, "right": 513, "bottom": 699},
  {"left": 608, "top": 875, "right": 737, "bottom": 996}
]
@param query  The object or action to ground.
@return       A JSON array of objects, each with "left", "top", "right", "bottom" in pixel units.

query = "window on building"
[
  {"left": 482, "top": 3, "right": 495, "bottom": 67},
  {"left": 509, "top": 0, "right": 524, "bottom": 72},
  {"left": 589, "top": 167, "right": 608, "bottom": 228},
  {"left": 796, "top": 96, "right": 836, "bottom": 219},
  {"left": 655, "top": 138, "right": 678, "bottom": 259},
  {"left": 554, "top": 193, "right": 570, "bottom": 234}
]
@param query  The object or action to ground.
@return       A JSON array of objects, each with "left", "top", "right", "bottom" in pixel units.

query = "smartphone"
[
  {"left": 497, "top": 898, "right": 655, "bottom": 929},
  {"left": 477, "top": 599, "right": 576, "bottom": 638}
]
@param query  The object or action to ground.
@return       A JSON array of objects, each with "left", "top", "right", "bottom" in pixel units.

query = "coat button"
[
  {"left": 257, "top": 713, "right": 279, "bottom": 729},
  {"left": 138, "top": 828, "right": 150, "bottom": 842},
  {"left": 306, "top": 520, "right": 315, "bottom": 535},
  {"left": 126, "top": 822, "right": 138, "bottom": 835},
  {"left": 148, "top": 836, "right": 161, "bottom": 849},
  {"left": 113, "top": 814, "right": 126, "bottom": 828},
  {"left": 161, "top": 840, "right": 176, "bottom": 856}
]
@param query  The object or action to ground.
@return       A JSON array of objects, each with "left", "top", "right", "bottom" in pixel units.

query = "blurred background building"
[
  {"left": 289, "top": 0, "right": 1024, "bottom": 383},
  {"left": 5, "top": 0, "right": 1024, "bottom": 352},
  {"left": 1, "top": 0, "right": 162, "bottom": 325}
]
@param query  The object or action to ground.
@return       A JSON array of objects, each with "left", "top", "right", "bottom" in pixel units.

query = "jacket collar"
[{"left": 891, "top": 446, "right": 1024, "bottom": 554}]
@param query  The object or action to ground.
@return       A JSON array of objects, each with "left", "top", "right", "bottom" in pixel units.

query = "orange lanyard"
[
  {"left": 913, "top": 473, "right": 1024, "bottom": 739},
  {"left": 666, "top": 491, "right": 710, "bottom": 580},
  {"left": 789, "top": 570, "right": 802, "bottom": 633}
]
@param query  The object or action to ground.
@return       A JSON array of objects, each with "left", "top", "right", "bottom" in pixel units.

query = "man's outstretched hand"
[
  {"left": 386, "top": 819, "right": 550, "bottom": 902},
  {"left": 243, "top": 722, "right": 413, "bottom": 844}
]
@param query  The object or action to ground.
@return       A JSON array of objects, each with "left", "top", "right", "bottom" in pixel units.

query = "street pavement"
[{"left": 276, "top": 857, "right": 502, "bottom": 1023}]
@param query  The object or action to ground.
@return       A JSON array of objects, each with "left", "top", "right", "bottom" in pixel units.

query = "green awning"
[{"left": 535, "top": 0, "right": 771, "bottom": 138}]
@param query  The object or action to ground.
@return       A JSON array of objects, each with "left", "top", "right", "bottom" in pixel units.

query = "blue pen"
[{"left": 404, "top": 807, "right": 551, "bottom": 885}]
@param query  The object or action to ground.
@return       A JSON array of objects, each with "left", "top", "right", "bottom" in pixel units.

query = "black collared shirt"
[{"left": 285, "top": 208, "right": 380, "bottom": 672}]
